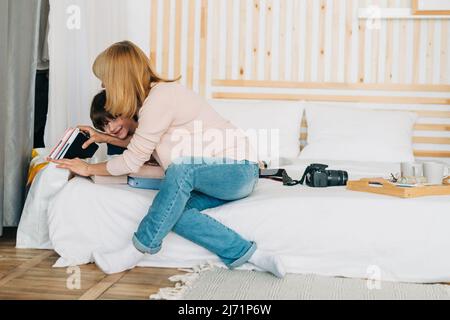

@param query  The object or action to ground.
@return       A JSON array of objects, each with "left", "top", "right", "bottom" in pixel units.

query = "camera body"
[{"left": 300, "top": 164, "right": 348, "bottom": 188}]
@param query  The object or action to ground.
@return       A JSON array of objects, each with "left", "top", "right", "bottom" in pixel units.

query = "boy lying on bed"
[{"left": 80, "top": 90, "right": 159, "bottom": 167}]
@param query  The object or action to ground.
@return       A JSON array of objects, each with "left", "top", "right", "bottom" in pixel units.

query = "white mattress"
[{"left": 18, "top": 160, "right": 450, "bottom": 283}]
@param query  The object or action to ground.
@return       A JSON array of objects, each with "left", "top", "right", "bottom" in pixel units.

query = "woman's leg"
[
  {"left": 172, "top": 191, "right": 257, "bottom": 268},
  {"left": 132, "top": 158, "right": 259, "bottom": 254},
  {"left": 94, "top": 158, "right": 284, "bottom": 276},
  {"left": 172, "top": 191, "right": 285, "bottom": 277}
]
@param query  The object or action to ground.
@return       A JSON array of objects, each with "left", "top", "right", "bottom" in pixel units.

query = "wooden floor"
[{"left": 0, "top": 228, "right": 183, "bottom": 300}]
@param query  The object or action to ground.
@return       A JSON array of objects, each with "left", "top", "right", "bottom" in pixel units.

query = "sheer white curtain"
[{"left": 46, "top": 0, "right": 150, "bottom": 148}]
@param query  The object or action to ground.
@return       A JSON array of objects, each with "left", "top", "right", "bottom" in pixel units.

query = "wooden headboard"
[{"left": 148, "top": 0, "right": 450, "bottom": 160}]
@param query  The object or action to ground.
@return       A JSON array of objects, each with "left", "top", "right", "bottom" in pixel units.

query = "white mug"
[
  {"left": 423, "top": 162, "right": 450, "bottom": 185},
  {"left": 401, "top": 162, "right": 423, "bottom": 178}
]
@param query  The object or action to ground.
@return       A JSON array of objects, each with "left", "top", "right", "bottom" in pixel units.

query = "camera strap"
[
  {"left": 259, "top": 169, "right": 301, "bottom": 186},
  {"left": 299, "top": 168, "right": 311, "bottom": 185}
]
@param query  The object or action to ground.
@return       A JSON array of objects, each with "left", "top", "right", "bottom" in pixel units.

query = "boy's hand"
[{"left": 78, "top": 126, "right": 111, "bottom": 149}]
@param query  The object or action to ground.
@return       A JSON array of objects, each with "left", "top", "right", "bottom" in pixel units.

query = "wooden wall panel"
[
  {"left": 149, "top": 0, "right": 450, "bottom": 159},
  {"left": 149, "top": 0, "right": 450, "bottom": 87},
  {"left": 200, "top": 0, "right": 450, "bottom": 86}
]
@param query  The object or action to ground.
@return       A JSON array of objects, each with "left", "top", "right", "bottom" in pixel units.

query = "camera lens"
[{"left": 326, "top": 170, "right": 348, "bottom": 186}]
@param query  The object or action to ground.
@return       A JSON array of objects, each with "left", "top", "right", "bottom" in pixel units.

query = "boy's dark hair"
[
  {"left": 90, "top": 90, "right": 113, "bottom": 131},
  {"left": 90, "top": 90, "right": 139, "bottom": 131},
  {"left": 90, "top": 91, "right": 126, "bottom": 156}
]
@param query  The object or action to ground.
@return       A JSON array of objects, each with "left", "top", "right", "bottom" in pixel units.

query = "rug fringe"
[{"left": 149, "top": 261, "right": 219, "bottom": 300}]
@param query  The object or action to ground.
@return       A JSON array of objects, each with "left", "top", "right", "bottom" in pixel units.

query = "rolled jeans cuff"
[
  {"left": 228, "top": 241, "right": 257, "bottom": 269},
  {"left": 132, "top": 233, "right": 161, "bottom": 254}
]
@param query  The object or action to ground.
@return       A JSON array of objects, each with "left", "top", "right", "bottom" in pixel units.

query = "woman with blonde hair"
[{"left": 51, "top": 41, "right": 285, "bottom": 278}]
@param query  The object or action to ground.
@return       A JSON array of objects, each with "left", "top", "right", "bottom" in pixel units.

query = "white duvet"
[{"left": 17, "top": 160, "right": 450, "bottom": 283}]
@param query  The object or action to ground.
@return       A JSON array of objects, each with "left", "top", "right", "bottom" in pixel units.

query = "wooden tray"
[{"left": 347, "top": 178, "right": 450, "bottom": 198}]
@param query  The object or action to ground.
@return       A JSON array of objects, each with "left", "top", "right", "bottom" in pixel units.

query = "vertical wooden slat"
[
  {"left": 186, "top": 0, "right": 196, "bottom": 89},
  {"left": 384, "top": 21, "right": 393, "bottom": 83},
  {"left": 239, "top": 0, "right": 247, "bottom": 79},
  {"left": 397, "top": 0, "right": 409, "bottom": 84},
  {"left": 150, "top": 0, "right": 158, "bottom": 66},
  {"left": 230, "top": 0, "right": 240, "bottom": 79},
  {"left": 412, "top": 19, "right": 422, "bottom": 84},
  {"left": 323, "top": 0, "right": 332, "bottom": 82},
  {"left": 317, "top": 0, "right": 326, "bottom": 82},
  {"left": 371, "top": 0, "right": 380, "bottom": 84},
  {"left": 447, "top": 21, "right": 450, "bottom": 84},
  {"left": 174, "top": 0, "right": 182, "bottom": 78},
  {"left": 376, "top": 0, "right": 386, "bottom": 83},
  {"left": 245, "top": 0, "right": 253, "bottom": 81},
  {"left": 199, "top": 0, "right": 208, "bottom": 96},
  {"left": 265, "top": 0, "right": 273, "bottom": 80},
  {"left": 441, "top": 20, "right": 448, "bottom": 84},
  {"left": 217, "top": 0, "right": 227, "bottom": 79},
  {"left": 398, "top": 5, "right": 408, "bottom": 84},
  {"left": 252, "top": 0, "right": 260, "bottom": 80},
  {"left": 212, "top": 0, "right": 220, "bottom": 79},
  {"left": 391, "top": 0, "right": 400, "bottom": 83},
  {"left": 298, "top": 0, "right": 307, "bottom": 81},
  {"left": 331, "top": 0, "right": 340, "bottom": 82},
  {"left": 304, "top": 0, "right": 313, "bottom": 81},
  {"left": 226, "top": 0, "right": 234, "bottom": 79},
  {"left": 344, "top": 0, "right": 353, "bottom": 82},
  {"left": 291, "top": 0, "right": 300, "bottom": 81},
  {"left": 162, "top": 0, "right": 171, "bottom": 77},
  {"left": 426, "top": 20, "right": 435, "bottom": 84},
  {"left": 384, "top": 0, "right": 394, "bottom": 83},
  {"left": 358, "top": 0, "right": 366, "bottom": 83},
  {"left": 405, "top": 19, "right": 415, "bottom": 84},
  {"left": 432, "top": 21, "right": 442, "bottom": 85},
  {"left": 279, "top": 0, "right": 286, "bottom": 80}
]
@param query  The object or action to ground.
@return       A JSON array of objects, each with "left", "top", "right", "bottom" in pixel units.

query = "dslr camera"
[{"left": 299, "top": 164, "right": 348, "bottom": 188}]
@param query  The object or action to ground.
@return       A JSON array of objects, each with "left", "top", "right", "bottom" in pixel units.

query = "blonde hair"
[{"left": 93, "top": 40, "right": 180, "bottom": 119}]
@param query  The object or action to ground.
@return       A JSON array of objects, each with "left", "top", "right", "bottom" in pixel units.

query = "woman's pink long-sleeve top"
[{"left": 106, "top": 82, "right": 257, "bottom": 176}]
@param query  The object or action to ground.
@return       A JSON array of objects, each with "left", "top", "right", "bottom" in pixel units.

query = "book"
[
  {"left": 91, "top": 175, "right": 128, "bottom": 184},
  {"left": 49, "top": 128, "right": 75, "bottom": 159},
  {"left": 49, "top": 128, "right": 99, "bottom": 160},
  {"left": 127, "top": 176, "right": 162, "bottom": 190},
  {"left": 91, "top": 164, "right": 165, "bottom": 190},
  {"left": 128, "top": 165, "right": 164, "bottom": 190},
  {"left": 56, "top": 128, "right": 80, "bottom": 159}
]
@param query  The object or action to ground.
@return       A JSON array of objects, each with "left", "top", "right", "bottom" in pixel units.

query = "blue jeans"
[{"left": 132, "top": 157, "right": 259, "bottom": 268}]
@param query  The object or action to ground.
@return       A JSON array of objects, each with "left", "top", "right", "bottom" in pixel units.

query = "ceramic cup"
[
  {"left": 423, "top": 162, "right": 449, "bottom": 185},
  {"left": 401, "top": 162, "right": 423, "bottom": 178}
]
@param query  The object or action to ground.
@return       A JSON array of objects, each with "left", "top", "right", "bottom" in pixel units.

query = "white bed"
[
  {"left": 17, "top": 159, "right": 450, "bottom": 283},
  {"left": 17, "top": 100, "right": 450, "bottom": 283}
]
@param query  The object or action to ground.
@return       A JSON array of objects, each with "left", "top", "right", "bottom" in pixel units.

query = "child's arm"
[
  {"left": 78, "top": 125, "right": 131, "bottom": 149},
  {"left": 104, "top": 135, "right": 132, "bottom": 148}
]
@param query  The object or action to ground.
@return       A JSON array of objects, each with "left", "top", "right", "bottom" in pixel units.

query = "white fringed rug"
[{"left": 150, "top": 266, "right": 450, "bottom": 300}]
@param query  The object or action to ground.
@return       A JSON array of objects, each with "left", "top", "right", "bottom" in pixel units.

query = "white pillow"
[
  {"left": 210, "top": 100, "right": 304, "bottom": 165},
  {"left": 299, "top": 104, "right": 417, "bottom": 163}
]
